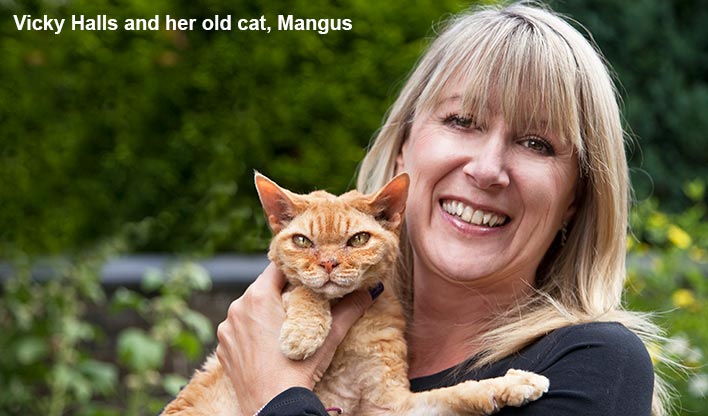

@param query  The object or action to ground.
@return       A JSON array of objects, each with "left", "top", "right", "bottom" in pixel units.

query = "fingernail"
[{"left": 369, "top": 282, "right": 384, "bottom": 300}]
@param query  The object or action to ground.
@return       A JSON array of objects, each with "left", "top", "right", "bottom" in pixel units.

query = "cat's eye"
[
  {"left": 347, "top": 232, "right": 370, "bottom": 248},
  {"left": 292, "top": 234, "right": 313, "bottom": 248}
]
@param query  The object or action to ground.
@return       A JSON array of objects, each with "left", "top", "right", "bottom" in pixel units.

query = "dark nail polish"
[{"left": 369, "top": 282, "right": 384, "bottom": 300}]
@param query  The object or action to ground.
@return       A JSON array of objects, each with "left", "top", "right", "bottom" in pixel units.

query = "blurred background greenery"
[{"left": 0, "top": 0, "right": 705, "bottom": 415}]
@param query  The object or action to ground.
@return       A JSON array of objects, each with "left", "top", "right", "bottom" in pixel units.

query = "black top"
[{"left": 258, "top": 322, "right": 655, "bottom": 415}]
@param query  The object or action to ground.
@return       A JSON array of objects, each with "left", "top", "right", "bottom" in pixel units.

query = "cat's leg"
[
  {"left": 400, "top": 369, "right": 548, "bottom": 415},
  {"left": 362, "top": 369, "right": 549, "bottom": 416},
  {"left": 280, "top": 285, "right": 331, "bottom": 360},
  {"left": 160, "top": 354, "right": 242, "bottom": 416}
]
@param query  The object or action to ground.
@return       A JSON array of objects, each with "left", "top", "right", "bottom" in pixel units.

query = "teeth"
[
  {"left": 441, "top": 199, "right": 508, "bottom": 227},
  {"left": 461, "top": 206, "right": 473, "bottom": 222},
  {"left": 472, "top": 210, "right": 484, "bottom": 224}
]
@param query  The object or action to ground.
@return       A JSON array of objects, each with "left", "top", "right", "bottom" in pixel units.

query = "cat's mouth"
[
  {"left": 440, "top": 199, "right": 510, "bottom": 228},
  {"left": 312, "top": 279, "right": 356, "bottom": 298}
]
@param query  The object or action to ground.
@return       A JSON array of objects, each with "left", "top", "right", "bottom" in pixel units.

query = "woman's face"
[{"left": 398, "top": 91, "right": 579, "bottom": 289}]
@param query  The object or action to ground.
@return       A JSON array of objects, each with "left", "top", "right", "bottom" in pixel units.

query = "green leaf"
[
  {"left": 63, "top": 317, "right": 96, "bottom": 343},
  {"left": 181, "top": 310, "right": 214, "bottom": 343},
  {"left": 173, "top": 331, "right": 202, "bottom": 360},
  {"left": 683, "top": 179, "right": 705, "bottom": 202},
  {"left": 163, "top": 374, "right": 189, "bottom": 396},
  {"left": 117, "top": 328, "right": 166, "bottom": 372},
  {"left": 141, "top": 267, "right": 166, "bottom": 292},
  {"left": 78, "top": 359, "right": 118, "bottom": 396},
  {"left": 14, "top": 337, "right": 50, "bottom": 365},
  {"left": 184, "top": 263, "right": 212, "bottom": 292},
  {"left": 110, "top": 287, "right": 145, "bottom": 313}
]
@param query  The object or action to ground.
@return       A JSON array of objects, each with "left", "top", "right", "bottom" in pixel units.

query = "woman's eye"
[
  {"left": 292, "top": 234, "right": 313, "bottom": 248},
  {"left": 347, "top": 232, "right": 370, "bottom": 248},
  {"left": 520, "top": 136, "right": 555, "bottom": 155},
  {"left": 443, "top": 113, "right": 475, "bottom": 129}
]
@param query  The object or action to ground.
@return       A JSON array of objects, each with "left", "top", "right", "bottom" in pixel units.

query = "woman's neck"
[{"left": 406, "top": 268, "right": 533, "bottom": 379}]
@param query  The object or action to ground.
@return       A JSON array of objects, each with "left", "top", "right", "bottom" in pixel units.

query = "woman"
[{"left": 216, "top": 2, "right": 668, "bottom": 415}]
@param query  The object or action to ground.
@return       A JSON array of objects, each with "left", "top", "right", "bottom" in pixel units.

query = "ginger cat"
[{"left": 161, "top": 172, "right": 549, "bottom": 416}]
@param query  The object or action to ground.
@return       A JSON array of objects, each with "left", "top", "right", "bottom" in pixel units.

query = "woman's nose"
[{"left": 462, "top": 131, "right": 510, "bottom": 190}]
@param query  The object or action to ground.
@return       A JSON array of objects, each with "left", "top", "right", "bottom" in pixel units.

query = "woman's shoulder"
[
  {"left": 522, "top": 321, "right": 653, "bottom": 369},
  {"left": 411, "top": 321, "right": 655, "bottom": 414},
  {"left": 412, "top": 321, "right": 654, "bottom": 397},
  {"left": 546, "top": 320, "right": 645, "bottom": 343},
  {"left": 498, "top": 321, "right": 655, "bottom": 414}
]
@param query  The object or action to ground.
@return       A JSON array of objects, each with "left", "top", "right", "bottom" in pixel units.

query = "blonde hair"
[{"left": 357, "top": 2, "right": 670, "bottom": 414}]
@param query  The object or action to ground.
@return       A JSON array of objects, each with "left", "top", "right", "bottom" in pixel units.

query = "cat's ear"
[
  {"left": 369, "top": 173, "right": 409, "bottom": 231},
  {"left": 254, "top": 172, "right": 302, "bottom": 234}
]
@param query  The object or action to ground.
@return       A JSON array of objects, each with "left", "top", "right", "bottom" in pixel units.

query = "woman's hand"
[{"left": 215, "top": 262, "right": 378, "bottom": 415}]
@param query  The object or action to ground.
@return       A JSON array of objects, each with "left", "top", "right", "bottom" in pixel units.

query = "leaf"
[
  {"left": 185, "top": 263, "right": 212, "bottom": 291},
  {"left": 181, "top": 310, "right": 214, "bottom": 343},
  {"left": 173, "top": 331, "right": 202, "bottom": 360},
  {"left": 117, "top": 328, "right": 166, "bottom": 372},
  {"left": 78, "top": 359, "right": 118, "bottom": 396},
  {"left": 63, "top": 317, "right": 96, "bottom": 343},
  {"left": 170, "top": 262, "right": 211, "bottom": 292},
  {"left": 110, "top": 287, "right": 145, "bottom": 313},
  {"left": 52, "top": 362, "right": 94, "bottom": 402},
  {"left": 14, "top": 336, "right": 50, "bottom": 365},
  {"left": 163, "top": 374, "right": 188, "bottom": 396},
  {"left": 683, "top": 179, "right": 705, "bottom": 202},
  {"left": 141, "top": 267, "right": 166, "bottom": 292}
]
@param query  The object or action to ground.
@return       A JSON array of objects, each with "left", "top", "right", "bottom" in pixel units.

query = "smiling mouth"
[{"left": 441, "top": 199, "right": 510, "bottom": 227}]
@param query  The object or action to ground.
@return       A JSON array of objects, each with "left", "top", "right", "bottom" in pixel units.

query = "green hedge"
[
  {"left": 2, "top": 0, "right": 704, "bottom": 255},
  {"left": 549, "top": 0, "right": 708, "bottom": 209},
  {"left": 626, "top": 180, "right": 708, "bottom": 413},
  {"left": 0, "top": 0, "right": 465, "bottom": 255}
]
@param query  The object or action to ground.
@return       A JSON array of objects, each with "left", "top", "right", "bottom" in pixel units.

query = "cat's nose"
[{"left": 320, "top": 259, "right": 340, "bottom": 274}]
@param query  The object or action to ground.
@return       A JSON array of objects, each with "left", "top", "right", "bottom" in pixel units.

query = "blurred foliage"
[
  {"left": 1, "top": 0, "right": 707, "bottom": 415},
  {"left": 1, "top": 0, "right": 705, "bottom": 255},
  {"left": 549, "top": 0, "right": 708, "bottom": 209},
  {"left": 0, "top": 0, "right": 466, "bottom": 255},
  {"left": 0, "top": 222, "right": 214, "bottom": 415},
  {"left": 627, "top": 179, "right": 708, "bottom": 413}
]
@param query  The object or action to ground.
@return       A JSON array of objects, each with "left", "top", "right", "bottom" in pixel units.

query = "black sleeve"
[
  {"left": 257, "top": 387, "right": 329, "bottom": 416},
  {"left": 261, "top": 323, "right": 654, "bottom": 416},
  {"left": 496, "top": 323, "right": 655, "bottom": 416}
]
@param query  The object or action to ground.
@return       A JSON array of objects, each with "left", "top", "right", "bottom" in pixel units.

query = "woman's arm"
[
  {"left": 215, "top": 262, "right": 377, "bottom": 415},
  {"left": 255, "top": 387, "right": 330, "bottom": 416}
]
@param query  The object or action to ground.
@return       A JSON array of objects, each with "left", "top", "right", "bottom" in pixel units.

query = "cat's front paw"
[
  {"left": 279, "top": 317, "right": 330, "bottom": 360},
  {"left": 494, "top": 369, "right": 549, "bottom": 408}
]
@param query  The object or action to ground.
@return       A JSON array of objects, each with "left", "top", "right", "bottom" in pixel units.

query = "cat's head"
[{"left": 255, "top": 172, "right": 409, "bottom": 299}]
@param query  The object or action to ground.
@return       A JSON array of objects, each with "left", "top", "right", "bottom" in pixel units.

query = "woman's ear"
[{"left": 561, "top": 199, "right": 577, "bottom": 228}]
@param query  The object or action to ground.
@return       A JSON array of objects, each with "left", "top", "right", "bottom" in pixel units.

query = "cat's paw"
[
  {"left": 494, "top": 369, "right": 549, "bottom": 408},
  {"left": 279, "top": 318, "right": 329, "bottom": 360}
]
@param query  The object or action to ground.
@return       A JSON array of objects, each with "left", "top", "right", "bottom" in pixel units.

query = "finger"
[
  {"left": 216, "top": 320, "right": 232, "bottom": 346},
  {"left": 250, "top": 261, "right": 288, "bottom": 292},
  {"left": 327, "top": 286, "right": 378, "bottom": 344}
]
